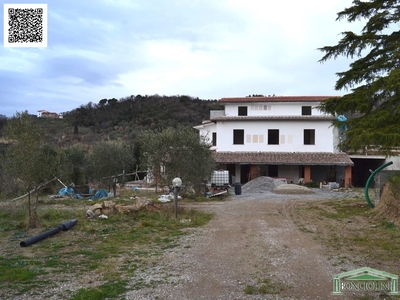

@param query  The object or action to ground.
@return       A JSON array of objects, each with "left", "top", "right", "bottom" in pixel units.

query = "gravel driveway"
[{"left": 125, "top": 188, "right": 362, "bottom": 299}]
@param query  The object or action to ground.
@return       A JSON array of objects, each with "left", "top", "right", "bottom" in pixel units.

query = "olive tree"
[
  {"left": 141, "top": 126, "right": 215, "bottom": 195},
  {"left": 87, "top": 140, "right": 132, "bottom": 195},
  {"left": 3, "top": 111, "right": 61, "bottom": 228},
  {"left": 61, "top": 143, "right": 90, "bottom": 186}
]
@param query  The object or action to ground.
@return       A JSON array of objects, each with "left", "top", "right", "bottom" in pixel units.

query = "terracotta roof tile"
[
  {"left": 220, "top": 96, "right": 340, "bottom": 103},
  {"left": 213, "top": 151, "right": 353, "bottom": 166}
]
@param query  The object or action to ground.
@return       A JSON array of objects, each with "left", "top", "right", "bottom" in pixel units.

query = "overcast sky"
[{"left": 1, "top": 0, "right": 361, "bottom": 117}]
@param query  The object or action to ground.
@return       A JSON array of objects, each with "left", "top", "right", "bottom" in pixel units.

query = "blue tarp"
[
  {"left": 92, "top": 189, "right": 108, "bottom": 199},
  {"left": 57, "top": 187, "right": 109, "bottom": 200},
  {"left": 57, "top": 187, "right": 75, "bottom": 196},
  {"left": 57, "top": 187, "right": 83, "bottom": 198},
  {"left": 337, "top": 115, "right": 348, "bottom": 131}
]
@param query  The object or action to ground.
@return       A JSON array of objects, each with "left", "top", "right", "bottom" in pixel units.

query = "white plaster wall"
[
  {"left": 384, "top": 156, "right": 400, "bottom": 170},
  {"left": 197, "top": 123, "right": 216, "bottom": 148},
  {"left": 224, "top": 102, "right": 326, "bottom": 117},
  {"left": 214, "top": 120, "right": 336, "bottom": 152},
  {"left": 332, "top": 126, "right": 341, "bottom": 152}
]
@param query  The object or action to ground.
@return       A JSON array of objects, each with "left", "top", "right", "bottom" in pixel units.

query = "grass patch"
[
  {"left": 70, "top": 280, "right": 128, "bottom": 300},
  {"left": 183, "top": 194, "right": 226, "bottom": 202},
  {"left": 244, "top": 279, "right": 284, "bottom": 295},
  {"left": 0, "top": 256, "right": 45, "bottom": 282},
  {"left": 0, "top": 208, "right": 28, "bottom": 231},
  {"left": 318, "top": 200, "right": 370, "bottom": 219},
  {"left": 0, "top": 196, "right": 213, "bottom": 299}
]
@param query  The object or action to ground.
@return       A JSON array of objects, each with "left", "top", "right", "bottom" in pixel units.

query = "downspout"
[{"left": 364, "top": 161, "right": 393, "bottom": 208}]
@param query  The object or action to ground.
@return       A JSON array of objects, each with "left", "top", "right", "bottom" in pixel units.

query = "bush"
[
  {"left": 388, "top": 173, "right": 400, "bottom": 197},
  {"left": 303, "top": 181, "right": 319, "bottom": 188}
]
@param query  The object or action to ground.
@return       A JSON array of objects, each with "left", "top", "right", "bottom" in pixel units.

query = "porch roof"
[{"left": 213, "top": 151, "right": 354, "bottom": 166}]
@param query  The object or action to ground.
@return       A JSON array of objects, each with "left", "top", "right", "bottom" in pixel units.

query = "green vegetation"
[
  {"left": 0, "top": 194, "right": 213, "bottom": 299},
  {"left": 70, "top": 281, "right": 128, "bottom": 300},
  {"left": 0, "top": 97, "right": 221, "bottom": 227},
  {"left": 388, "top": 173, "right": 400, "bottom": 196},
  {"left": 2, "top": 111, "right": 62, "bottom": 228},
  {"left": 317, "top": 201, "right": 370, "bottom": 219},
  {"left": 141, "top": 126, "right": 215, "bottom": 194},
  {"left": 303, "top": 181, "right": 319, "bottom": 188},
  {"left": 319, "top": 1, "right": 400, "bottom": 154},
  {"left": 244, "top": 278, "right": 284, "bottom": 295},
  {"left": 65, "top": 95, "right": 222, "bottom": 138},
  {"left": 0, "top": 256, "right": 45, "bottom": 282}
]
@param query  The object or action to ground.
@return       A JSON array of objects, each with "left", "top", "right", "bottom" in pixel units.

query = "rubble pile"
[
  {"left": 241, "top": 176, "right": 313, "bottom": 195},
  {"left": 274, "top": 184, "right": 313, "bottom": 194},
  {"left": 241, "top": 176, "right": 279, "bottom": 193},
  {"left": 86, "top": 198, "right": 162, "bottom": 219}
]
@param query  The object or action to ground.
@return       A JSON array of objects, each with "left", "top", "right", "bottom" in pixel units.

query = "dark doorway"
[
  {"left": 226, "top": 164, "right": 236, "bottom": 184},
  {"left": 268, "top": 165, "right": 278, "bottom": 177},
  {"left": 241, "top": 165, "right": 250, "bottom": 184},
  {"left": 351, "top": 157, "right": 386, "bottom": 187}
]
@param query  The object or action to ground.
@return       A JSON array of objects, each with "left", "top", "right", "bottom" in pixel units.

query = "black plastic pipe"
[{"left": 20, "top": 219, "right": 77, "bottom": 247}]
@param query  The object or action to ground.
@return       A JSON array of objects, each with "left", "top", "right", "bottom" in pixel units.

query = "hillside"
[
  {"left": 63, "top": 94, "right": 222, "bottom": 144},
  {"left": 0, "top": 95, "right": 223, "bottom": 146}
]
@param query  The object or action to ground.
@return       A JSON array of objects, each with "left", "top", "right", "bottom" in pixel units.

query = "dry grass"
[{"left": 292, "top": 196, "right": 400, "bottom": 275}]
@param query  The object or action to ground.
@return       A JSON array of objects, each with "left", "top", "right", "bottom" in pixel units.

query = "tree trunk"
[
  {"left": 28, "top": 187, "right": 39, "bottom": 228},
  {"left": 113, "top": 182, "right": 117, "bottom": 198},
  {"left": 28, "top": 190, "right": 31, "bottom": 219}
]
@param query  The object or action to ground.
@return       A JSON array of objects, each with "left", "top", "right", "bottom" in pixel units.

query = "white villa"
[
  {"left": 37, "top": 110, "right": 62, "bottom": 119},
  {"left": 194, "top": 96, "right": 354, "bottom": 187}
]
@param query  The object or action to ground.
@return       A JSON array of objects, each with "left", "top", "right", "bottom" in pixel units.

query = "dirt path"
[{"left": 126, "top": 193, "right": 350, "bottom": 299}]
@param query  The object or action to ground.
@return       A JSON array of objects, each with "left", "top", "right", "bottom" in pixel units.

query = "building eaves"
[
  {"left": 213, "top": 151, "right": 354, "bottom": 166},
  {"left": 193, "top": 120, "right": 215, "bottom": 129},
  {"left": 211, "top": 116, "right": 336, "bottom": 122},
  {"left": 220, "top": 96, "right": 340, "bottom": 103}
]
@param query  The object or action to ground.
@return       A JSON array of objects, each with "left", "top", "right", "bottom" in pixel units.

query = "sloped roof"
[
  {"left": 193, "top": 120, "right": 215, "bottom": 129},
  {"left": 220, "top": 96, "right": 340, "bottom": 103},
  {"left": 213, "top": 151, "right": 354, "bottom": 166},
  {"left": 210, "top": 115, "right": 335, "bottom": 122}
]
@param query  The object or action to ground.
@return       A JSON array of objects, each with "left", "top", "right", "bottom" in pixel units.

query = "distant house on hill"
[{"left": 37, "top": 110, "right": 62, "bottom": 119}]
